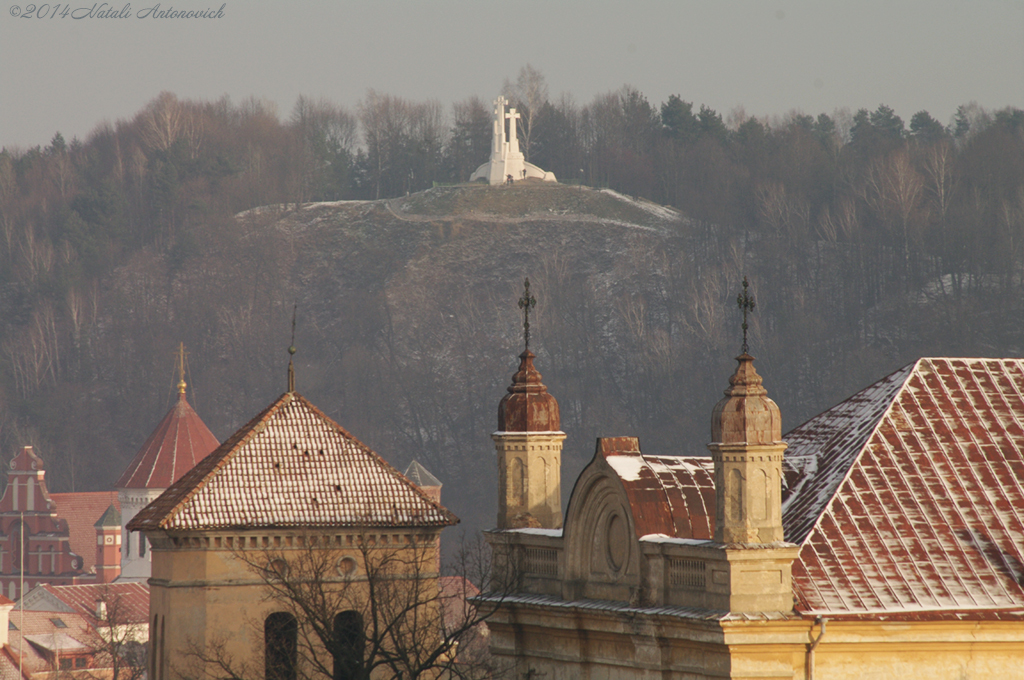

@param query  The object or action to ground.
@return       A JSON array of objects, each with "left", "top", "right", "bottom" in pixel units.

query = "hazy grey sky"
[{"left": 2, "top": 1, "right": 1022, "bottom": 148}]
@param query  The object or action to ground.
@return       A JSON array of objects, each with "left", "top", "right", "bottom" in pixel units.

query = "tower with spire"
[
  {"left": 493, "top": 280, "right": 566, "bottom": 530},
  {"left": 115, "top": 343, "right": 220, "bottom": 581},
  {"left": 708, "top": 278, "right": 787, "bottom": 544}
]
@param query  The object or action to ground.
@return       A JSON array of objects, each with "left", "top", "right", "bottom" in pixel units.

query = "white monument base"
[
  {"left": 470, "top": 159, "right": 556, "bottom": 185},
  {"left": 469, "top": 96, "right": 557, "bottom": 185}
]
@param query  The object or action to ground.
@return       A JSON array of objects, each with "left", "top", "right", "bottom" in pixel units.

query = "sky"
[{"left": 1, "top": 1, "right": 1022, "bottom": 148}]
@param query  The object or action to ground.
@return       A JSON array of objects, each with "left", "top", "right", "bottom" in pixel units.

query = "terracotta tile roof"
[
  {"left": 782, "top": 358, "right": 1024, "bottom": 616},
  {"left": 0, "top": 609, "right": 98, "bottom": 677},
  {"left": 116, "top": 392, "right": 220, "bottom": 489},
  {"left": 597, "top": 437, "right": 716, "bottom": 540},
  {"left": 128, "top": 392, "right": 459, "bottom": 532},
  {"left": 48, "top": 491, "right": 120, "bottom": 573},
  {"left": 36, "top": 582, "right": 149, "bottom": 624}
]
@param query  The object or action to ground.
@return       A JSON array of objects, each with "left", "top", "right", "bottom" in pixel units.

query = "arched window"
[
  {"left": 265, "top": 612, "right": 297, "bottom": 680},
  {"left": 332, "top": 611, "right": 363, "bottom": 680}
]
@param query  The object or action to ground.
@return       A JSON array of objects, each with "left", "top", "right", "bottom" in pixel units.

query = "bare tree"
[
  {"left": 138, "top": 92, "right": 185, "bottom": 153},
  {"left": 179, "top": 531, "right": 511, "bottom": 680},
  {"left": 503, "top": 65, "right": 548, "bottom": 162},
  {"left": 83, "top": 587, "right": 149, "bottom": 680}
]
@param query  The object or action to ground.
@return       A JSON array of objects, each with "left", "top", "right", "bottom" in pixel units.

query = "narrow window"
[
  {"left": 150, "top": 614, "right": 158, "bottom": 680},
  {"left": 510, "top": 458, "right": 526, "bottom": 507},
  {"left": 333, "top": 611, "right": 363, "bottom": 680},
  {"left": 265, "top": 612, "right": 297, "bottom": 680},
  {"left": 139, "top": 534, "right": 146, "bottom": 558}
]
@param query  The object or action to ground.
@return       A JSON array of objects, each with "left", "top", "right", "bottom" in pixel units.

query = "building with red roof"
[
  {"left": 0, "top": 582, "right": 149, "bottom": 678},
  {"left": 484, "top": 348, "right": 1024, "bottom": 679},
  {"left": 47, "top": 491, "right": 119, "bottom": 575},
  {"left": 0, "top": 447, "right": 95, "bottom": 601},
  {"left": 116, "top": 371, "right": 220, "bottom": 582}
]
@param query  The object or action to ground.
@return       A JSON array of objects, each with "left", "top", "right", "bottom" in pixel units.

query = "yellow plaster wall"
[
  {"left": 725, "top": 619, "right": 1024, "bottom": 680},
  {"left": 150, "top": 531, "right": 443, "bottom": 680}
]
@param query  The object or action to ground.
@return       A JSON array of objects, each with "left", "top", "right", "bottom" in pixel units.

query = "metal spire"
[
  {"left": 176, "top": 342, "right": 188, "bottom": 395},
  {"left": 287, "top": 304, "right": 297, "bottom": 393},
  {"left": 518, "top": 278, "right": 537, "bottom": 351},
  {"left": 737, "top": 277, "right": 756, "bottom": 355}
]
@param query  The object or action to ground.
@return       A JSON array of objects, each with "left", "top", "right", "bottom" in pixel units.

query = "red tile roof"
[
  {"left": 0, "top": 609, "right": 98, "bottom": 676},
  {"left": 48, "top": 492, "right": 120, "bottom": 574},
  {"left": 128, "top": 392, "right": 458, "bottom": 532},
  {"left": 783, "top": 358, "right": 1024, "bottom": 616},
  {"left": 37, "top": 582, "right": 149, "bottom": 624},
  {"left": 116, "top": 392, "right": 220, "bottom": 489},
  {"left": 597, "top": 358, "right": 1024, "bottom": 619}
]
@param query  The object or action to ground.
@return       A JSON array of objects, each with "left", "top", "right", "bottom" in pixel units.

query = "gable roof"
[
  {"left": 116, "top": 391, "right": 221, "bottom": 490},
  {"left": 24, "top": 582, "right": 150, "bottom": 624},
  {"left": 128, "top": 392, "right": 458, "bottom": 532},
  {"left": 0, "top": 610, "right": 99, "bottom": 676},
  {"left": 782, "top": 358, "right": 1024, "bottom": 616}
]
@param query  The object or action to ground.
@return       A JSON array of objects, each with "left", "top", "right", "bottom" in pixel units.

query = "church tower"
[
  {"left": 708, "top": 278, "right": 787, "bottom": 544},
  {"left": 116, "top": 344, "right": 219, "bottom": 581},
  {"left": 493, "top": 280, "right": 565, "bottom": 530},
  {"left": 708, "top": 353, "right": 786, "bottom": 543}
]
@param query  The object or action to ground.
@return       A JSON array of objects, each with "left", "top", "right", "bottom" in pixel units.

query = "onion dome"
[
  {"left": 497, "top": 350, "right": 561, "bottom": 432},
  {"left": 711, "top": 353, "right": 782, "bottom": 444}
]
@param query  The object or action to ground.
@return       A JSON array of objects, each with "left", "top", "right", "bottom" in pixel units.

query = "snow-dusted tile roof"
[
  {"left": 128, "top": 392, "right": 458, "bottom": 531},
  {"left": 781, "top": 363, "right": 913, "bottom": 543},
  {"left": 784, "top": 358, "right": 1024, "bottom": 615}
]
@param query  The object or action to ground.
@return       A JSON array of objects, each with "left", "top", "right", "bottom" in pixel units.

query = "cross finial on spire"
[
  {"left": 175, "top": 342, "right": 188, "bottom": 395},
  {"left": 518, "top": 278, "right": 537, "bottom": 351},
  {"left": 287, "top": 304, "right": 297, "bottom": 393},
  {"left": 737, "top": 277, "right": 756, "bottom": 354}
]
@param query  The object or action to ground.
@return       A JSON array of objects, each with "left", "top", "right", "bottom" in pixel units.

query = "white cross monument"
[{"left": 470, "top": 96, "right": 557, "bottom": 185}]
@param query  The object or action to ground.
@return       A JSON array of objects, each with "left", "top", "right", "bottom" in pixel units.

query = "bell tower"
[
  {"left": 494, "top": 280, "right": 566, "bottom": 530},
  {"left": 708, "top": 278, "right": 787, "bottom": 544}
]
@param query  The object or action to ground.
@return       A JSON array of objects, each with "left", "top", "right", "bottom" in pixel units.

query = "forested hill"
[{"left": 0, "top": 89, "right": 1022, "bottom": 536}]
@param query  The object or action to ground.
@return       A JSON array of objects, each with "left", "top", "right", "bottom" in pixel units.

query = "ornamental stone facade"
[{"left": 484, "top": 351, "right": 1024, "bottom": 679}]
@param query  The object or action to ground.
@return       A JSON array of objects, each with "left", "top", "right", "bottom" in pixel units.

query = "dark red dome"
[{"left": 497, "top": 351, "right": 561, "bottom": 432}]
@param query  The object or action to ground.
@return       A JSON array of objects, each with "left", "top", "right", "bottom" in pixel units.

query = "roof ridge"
[
  {"left": 295, "top": 395, "right": 458, "bottom": 525},
  {"left": 129, "top": 393, "right": 291, "bottom": 531},
  {"left": 789, "top": 358, "right": 920, "bottom": 547},
  {"left": 158, "top": 393, "right": 290, "bottom": 530}
]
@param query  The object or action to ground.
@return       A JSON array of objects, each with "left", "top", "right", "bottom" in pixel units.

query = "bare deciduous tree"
[
  {"left": 82, "top": 587, "right": 149, "bottom": 680},
  {"left": 179, "top": 531, "right": 510, "bottom": 680},
  {"left": 504, "top": 65, "right": 548, "bottom": 162}
]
